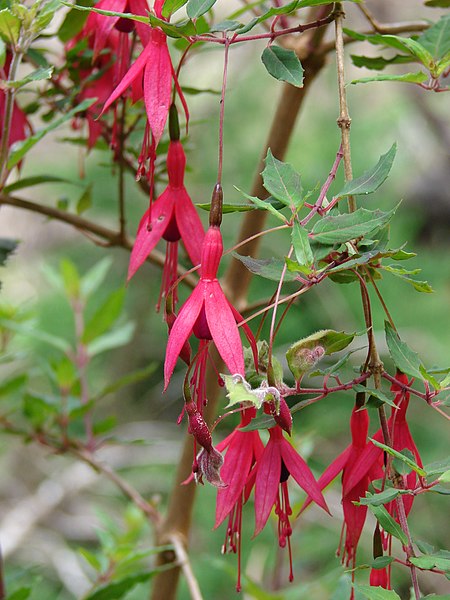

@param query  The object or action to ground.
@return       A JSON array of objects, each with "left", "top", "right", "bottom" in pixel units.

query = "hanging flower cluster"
[{"left": 65, "top": 2, "right": 428, "bottom": 595}]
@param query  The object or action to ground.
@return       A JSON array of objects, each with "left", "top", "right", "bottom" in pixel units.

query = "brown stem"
[
  {"left": 0, "top": 193, "right": 197, "bottom": 289},
  {"left": 72, "top": 447, "right": 161, "bottom": 525},
  {"left": 150, "top": 9, "right": 331, "bottom": 599}
]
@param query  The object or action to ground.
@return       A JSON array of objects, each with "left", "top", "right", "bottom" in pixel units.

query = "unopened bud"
[
  {"left": 273, "top": 397, "right": 293, "bottom": 435},
  {"left": 209, "top": 183, "right": 223, "bottom": 227},
  {"left": 286, "top": 344, "right": 325, "bottom": 381},
  {"left": 185, "top": 401, "right": 212, "bottom": 451}
]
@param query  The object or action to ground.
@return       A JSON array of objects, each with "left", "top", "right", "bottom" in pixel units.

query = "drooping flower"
[
  {"left": 100, "top": 0, "right": 187, "bottom": 148},
  {"left": 164, "top": 223, "right": 257, "bottom": 388},
  {"left": 85, "top": 0, "right": 150, "bottom": 60},
  {"left": 343, "top": 372, "right": 422, "bottom": 518},
  {"left": 214, "top": 408, "right": 264, "bottom": 591},
  {"left": 127, "top": 133, "right": 205, "bottom": 307},
  {"left": 253, "top": 425, "right": 329, "bottom": 581},
  {"left": 300, "top": 400, "right": 383, "bottom": 586},
  {"left": 369, "top": 567, "right": 390, "bottom": 589}
]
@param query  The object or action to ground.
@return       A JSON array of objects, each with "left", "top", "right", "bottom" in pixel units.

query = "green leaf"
[
  {"left": 286, "top": 329, "right": 355, "bottom": 379},
  {"left": 369, "top": 438, "right": 426, "bottom": 476},
  {"left": 262, "top": 149, "right": 303, "bottom": 208},
  {"left": 0, "top": 373, "right": 26, "bottom": 397},
  {"left": 162, "top": 0, "right": 188, "bottom": 18},
  {"left": 76, "top": 184, "right": 92, "bottom": 215},
  {"left": 418, "top": 15, "right": 450, "bottom": 60},
  {"left": 7, "top": 588, "right": 32, "bottom": 600},
  {"left": 351, "top": 72, "right": 428, "bottom": 85},
  {"left": 353, "top": 384, "right": 398, "bottom": 409},
  {"left": 78, "top": 547, "right": 102, "bottom": 572},
  {"left": 335, "top": 144, "right": 396, "bottom": 199},
  {"left": 371, "top": 556, "right": 395, "bottom": 569},
  {"left": 232, "top": 254, "right": 297, "bottom": 282},
  {"left": 355, "top": 585, "right": 401, "bottom": 600},
  {"left": 424, "top": 457, "right": 450, "bottom": 478},
  {"left": 8, "top": 98, "right": 97, "bottom": 169},
  {"left": 23, "top": 392, "right": 58, "bottom": 427},
  {"left": 366, "top": 501, "right": 409, "bottom": 546},
  {"left": 87, "top": 322, "right": 135, "bottom": 356},
  {"left": 239, "top": 414, "right": 276, "bottom": 432},
  {"left": 261, "top": 45, "right": 304, "bottom": 87},
  {"left": 60, "top": 1, "right": 149, "bottom": 24},
  {"left": 7, "top": 66, "right": 54, "bottom": 89},
  {"left": 351, "top": 54, "right": 414, "bottom": 71},
  {"left": 0, "top": 8, "right": 21, "bottom": 44},
  {"left": 94, "top": 364, "right": 157, "bottom": 401},
  {"left": 384, "top": 321, "right": 423, "bottom": 380},
  {"left": 0, "top": 317, "right": 71, "bottom": 352},
  {"left": 80, "top": 257, "right": 113, "bottom": 298},
  {"left": 0, "top": 237, "right": 18, "bottom": 267},
  {"left": 235, "top": 187, "right": 287, "bottom": 222},
  {"left": 60, "top": 257, "right": 80, "bottom": 299},
  {"left": 382, "top": 265, "right": 434, "bottom": 293},
  {"left": 425, "top": 0, "right": 450, "bottom": 5},
  {"left": 4, "top": 174, "right": 82, "bottom": 193},
  {"left": 393, "top": 448, "right": 417, "bottom": 476},
  {"left": 58, "top": 0, "right": 92, "bottom": 42},
  {"left": 222, "top": 374, "right": 265, "bottom": 409},
  {"left": 357, "top": 487, "right": 403, "bottom": 506},
  {"left": 438, "top": 470, "right": 450, "bottom": 483},
  {"left": 0, "top": 37, "right": 5, "bottom": 68},
  {"left": 292, "top": 222, "right": 313, "bottom": 266},
  {"left": 197, "top": 201, "right": 254, "bottom": 213},
  {"left": 186, "top": 0, "right": 216, "bottom": 18},
  {"left": 311, "top": 206, "right": 397, "bottom": 245},
  {"left": 84, "top": 570, "right": 160, "bottom": 600},
  {"left": 149, "top": 14, "right": 196, "bottom": 38},
  {"left": 83, "top": 288, "right": 125, "bottom": 344},
  {"left": 285, "top": 256, "right": 313, "bottom": 276}
]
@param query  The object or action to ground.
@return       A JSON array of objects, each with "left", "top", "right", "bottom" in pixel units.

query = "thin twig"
[
  {"left": 0, "top": 193, "right": 197, "bottom": 289},
  {"left": 168, "top": 533, "right": 204, "bottom": 600},
  {"left": 72, "top": 447, "right": 161, "bottom": 525}
]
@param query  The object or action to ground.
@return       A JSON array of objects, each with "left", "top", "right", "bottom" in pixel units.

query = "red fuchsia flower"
[
  {"left": 369, "top": 566, "right": 390, "bottom": 589},
  {"left": 0, "top": 53, "right": 32, "bottom": 161},
  {"left": 214, "top": 408, "right": 264, "bottom": 591},
  {"left": 253, "top": 424, "right": 330, "bottom": 582},
  {"left": 127, "top": 135, "right": 205, "bottom": 308},
  {"left": 85, "top": 0, "right": 150, "bottom": 60},
  {"left": 100, "top": 0, "right": 188, "bottom": 149},
  {"left": 343, "top": 372, "right": 423, "bottom": 519},
  {"left": 300, "top": 399, "right": 383, "bottom": 599},
  {"left": 164, "top": 222, "right": 257, "bottom": 391}
]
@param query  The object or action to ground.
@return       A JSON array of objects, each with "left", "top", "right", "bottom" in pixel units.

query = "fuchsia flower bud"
[{"left": 185, "top": 401, "right": 212, "bottom": 452}]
